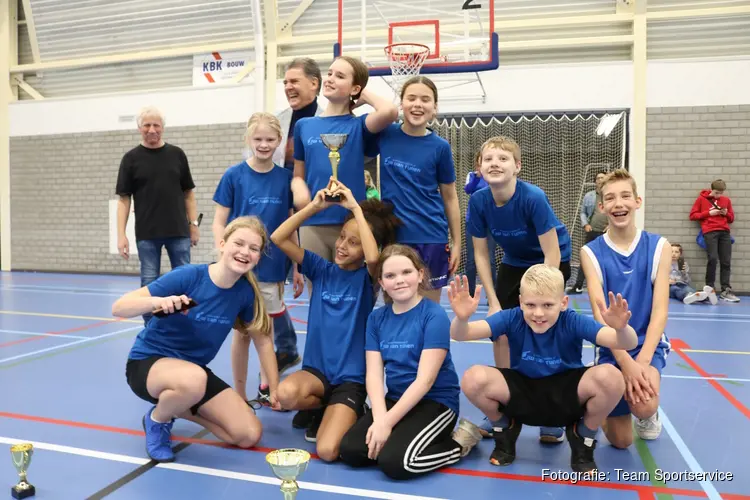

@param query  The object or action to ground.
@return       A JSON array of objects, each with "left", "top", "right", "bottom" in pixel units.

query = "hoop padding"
[{"left": 384, "top": 43, "right": 430, "bottom": 91}]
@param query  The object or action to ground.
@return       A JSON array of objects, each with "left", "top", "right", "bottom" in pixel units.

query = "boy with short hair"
[
  {"left": 580, "top": 169, "right": 672, "bottom": 448},
  {"left": 467, "top": 135, "right": 573, "bottom": 443},
  {"left": 689, "top": 179, "right": 739, "bottom": 302},
  {"left": 447, "top": 266, "right": 637, "bottom": 473}
]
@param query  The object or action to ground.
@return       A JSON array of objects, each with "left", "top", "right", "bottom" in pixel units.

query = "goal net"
[{"left": 429, "top": 112, "right": 628, "bottom": 284}]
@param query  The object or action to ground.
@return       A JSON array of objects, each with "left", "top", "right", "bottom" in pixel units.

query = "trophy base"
[
  {"left": 11, "top": 483, "right": 35, "bottom": 499},
  {"left": 324, "top": 193, "right": 342, "bottom": 202}
]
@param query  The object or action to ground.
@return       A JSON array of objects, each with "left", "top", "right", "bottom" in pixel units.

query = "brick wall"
[
  {"left": 9, "top": 123, "right": 247, "bottom": 274},
  {"left": 645, "top": 104, "right": 750, "bottom": 293}
]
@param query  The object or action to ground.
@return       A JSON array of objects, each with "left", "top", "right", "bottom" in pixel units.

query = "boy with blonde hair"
[
  {"left": 447, "top": 265, "right": 637, "bottom": 473},
  {"left": 580, "top": 168, "right": 672, "bottom": 448},
  {"left": 466, "top": 135, "right": 572, "bottom": 442}
]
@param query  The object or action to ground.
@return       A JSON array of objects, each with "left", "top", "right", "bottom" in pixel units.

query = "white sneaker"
[
  {"left": 452, "top": 418, "right": 482, "bottom": 457},
  {"left": 634, "top": 413, "right": 662, "bottom": 440},
  {"left": 683, "top": 291, "right": 705, "bottom": 304},
  {"left": 703, "top": 286, "right": 718, "bottom": 305}
]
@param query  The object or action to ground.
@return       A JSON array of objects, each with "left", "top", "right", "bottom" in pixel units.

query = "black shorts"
[
  {"left": 302, "top": 366, "right": 367, "bottom": 417},
  {"left": 496, "top": 366, "right": 589, "bottom": 427},
  {"left": 495, "top": 261, "right": 572, "bottom": 310},
  {"left": 125, "top": 356, "right": 231, "bottom": 415}
]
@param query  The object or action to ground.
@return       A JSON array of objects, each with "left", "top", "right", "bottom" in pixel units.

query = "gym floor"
[{"left": 0, "top": 271, "right": 747, "bottom": 499}]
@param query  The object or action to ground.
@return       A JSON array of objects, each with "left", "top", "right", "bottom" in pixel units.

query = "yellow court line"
[
  {"left": 4, "top": 310, "right": 750, "bottom": 356},
  {"left": 0, "top": 310, "right": 141, "bottom": 324}
]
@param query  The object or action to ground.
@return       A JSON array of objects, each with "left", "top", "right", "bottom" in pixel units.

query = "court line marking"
[
  {"left": 0, "top": 319, "right": 123, "bottom": 349},
  {"left": 1, "top": 412, "right": 744, "bottom": 498},
  {"left": 0, "top": 326, "right": 141, "bottom": 365},
  {"left": 664, "top": 374, "right": 750, "bottom": 383},
  {"left": 0, "top": 329, "right": 88, "bottom": 340},
  {"left": 0, "top": 436, "right": 449, "bottom": 500},
  {"left": 658, "top": 407, "right": 723, "bottom": 500},
  {"left": 0, "top": 310, "right": 142, "bottom": 324}
]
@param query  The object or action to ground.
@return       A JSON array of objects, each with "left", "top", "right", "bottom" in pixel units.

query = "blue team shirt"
[
  {"left": 212, "top": 162, "right": 293, "bottom": 283},
  {"left": 376, "top": 124, "right": 456, "bottom": 244},
  {"left": 485, "top": 308, "right": 601, "bottom": 379},
  {"left": 467, "top": 181, "right": 572, "bottom": 268},
  {"left": 582, "top": 229, "right": 671, "bottom": 361},
  {"left": 365, "top": 299, "right": 460, "bottom": 414},
  {"left": 293, "top": 114, "right": 377, "bottom": 226},
  {"left": 301, "top": 250, "right": 373, "bottom": 385},
  {"left": 128, "top": 264, "right": 255, "bottom": 366}
]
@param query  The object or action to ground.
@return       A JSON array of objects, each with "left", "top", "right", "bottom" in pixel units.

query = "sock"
[
  {"left": 150, "top": 410, "right": 167, "bottom": 424},
  {"left": 491, "top": 415, "right": 510, "bottom": 430},
  {"left": 576, "top": 418, "right": 598, "bottom": 439}
]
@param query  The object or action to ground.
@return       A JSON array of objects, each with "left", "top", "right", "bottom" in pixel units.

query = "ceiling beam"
[
  {"left": 19, "top": 0, "right": 39, "bottom": 63},
  {"left": 647, "top": 4, "right": 750, "bottom": 20},
  {"left": 279, "top": 0, "right": 315, "bottom": 34},
  {"left": 11, "top": 39, "right": 255, "bottom": 74},
  {"left": 12, "top": 75, "right": 44, "bottom": 100},
  {"left": 264, "top": 0, "right": 278, "bottom": 111}
]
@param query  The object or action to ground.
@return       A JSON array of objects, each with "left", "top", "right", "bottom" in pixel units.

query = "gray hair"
[
  {"left": 286, "top": 58, "right": 322, "bottom": 95},
  {"left": 137, "top": 106, "right": 165, "bottom": 128}
]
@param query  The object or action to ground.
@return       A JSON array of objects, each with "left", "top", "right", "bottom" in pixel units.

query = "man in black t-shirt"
[{"left": 115, "top": 106, "right": 201, "bottom": 324}]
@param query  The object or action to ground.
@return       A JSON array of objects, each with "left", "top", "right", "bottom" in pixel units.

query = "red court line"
[
  {"left": 286, "top": 304, "right": 307, "bottom": 325},
  {"left": 671, "top": 338, "right": 750, "bottom": 420},
  {"left": 2, "top": 411, "right": 747, "bottom": 499},
  {"left": 0, "top": 319, "right": 122, "bottom": 349}
]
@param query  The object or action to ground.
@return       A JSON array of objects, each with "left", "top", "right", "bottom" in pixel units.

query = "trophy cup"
[
  {"left": 10, "top": 443, "right": 35, "bottom": 499},
  {"left": 266, "top": 448, "right": 311, "bottom": 499},
  {"left": 320, "top": 134, "right": 348, "bottom": 202}
]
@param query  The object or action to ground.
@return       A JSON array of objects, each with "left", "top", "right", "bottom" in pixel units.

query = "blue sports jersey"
[
  {"left": 212, "top": 161, "right": 293, "bottom": 283},
  {"left": 128, "top": 264, "right": 255, "bottom": 366},
  {"left": 376, "top": 124, "right": 456, "bottom": 244},
  {"left": 301, "top": 250, "right": 373, "bottom": 385},
  {"left": 293, "top": 114, "right": 377, "bottom": 226},
  {"left": 467, "top": 181, "right": 572, "bottom": 268},
  {"left": 582, "top": 229, "right": 672, "bottom": 362},
  {"left": 365, "top": 299, "right": 460, "bottom": 414},
  {"left": 485, "top": 308, "right": 601, "bottom": 379}
]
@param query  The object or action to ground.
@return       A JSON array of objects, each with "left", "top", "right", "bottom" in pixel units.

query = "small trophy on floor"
[
  {"left": 10, "top": 443, "right": 35, "bottom": 499},
  {"left": 266, "top": 448, "right": 311, "bottom": 499},
  {"left": 320, "top": 133, "right": 348, "bottom": 202}
]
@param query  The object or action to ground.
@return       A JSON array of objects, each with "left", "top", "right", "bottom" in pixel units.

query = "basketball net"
[{"left": 384, "top": 43, "right": 430, "bottom": 99}]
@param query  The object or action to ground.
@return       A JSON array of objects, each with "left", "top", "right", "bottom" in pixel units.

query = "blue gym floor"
[{"left": 1, "top": 271, "right": 748, "bottom": 500}]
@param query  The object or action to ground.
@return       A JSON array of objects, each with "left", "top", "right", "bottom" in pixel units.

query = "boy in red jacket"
[{"left": 689, "top": 179, "right": 739, "bottom": 302}]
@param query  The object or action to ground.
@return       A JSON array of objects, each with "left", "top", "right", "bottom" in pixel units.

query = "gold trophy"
[
  {"left": 320, "top": 134, "right": 348, "bottom": 202},
  {"left": 266, "top": 448, "right": 311, "bottom": 499},
  {"left": 10, "top": 443, "right": 35, "bottom": 499}
]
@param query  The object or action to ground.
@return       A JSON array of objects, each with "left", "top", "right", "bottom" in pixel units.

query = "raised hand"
[
  {"left": 328, "top": 179, "right": 359, "bottom": 210},
  {"left": 447, "top": 275, "right": 482, "bottom": 321},
  {"left": 310, "top": 187, "right": 333, "bottom": 210},
  {"left": 597, "top": 291, "right": 632, "bottom": 330}
]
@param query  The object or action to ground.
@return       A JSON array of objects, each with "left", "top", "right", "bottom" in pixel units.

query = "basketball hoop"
[{"left": 383, "top": 43, "right": 430, "bottom": 95}]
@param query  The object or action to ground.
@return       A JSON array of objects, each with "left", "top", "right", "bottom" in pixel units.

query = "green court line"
[
  {"left": 675, "top": 362, "right": 744, "bottom": 386},
  {"left": 633, "top": 431, "right": 673, "bottom": 500},
  {"left": 573, "top": 298, "right": 673, "bottom": 499},
  {"left": 0, "top": 330, "right": 137, "bottom": 370}
]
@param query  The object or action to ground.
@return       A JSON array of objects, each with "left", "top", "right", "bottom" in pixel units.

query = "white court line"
[
  {"left": 0, "top": 436, "right": 449, "bottom": 500},
  {"left": 662, "top": 374, "right": 750, "bottom": 383},
  {"left": 0, "top": 286, "right": 122, "bottom": 298},
  {"left": 658, "top": 407, "right": 723, "bottom": 500},
  {"left": 0, "top": 329, "right": 88, "bottom": 340},
  {"left": 0, "top": 326, "right": 140, "bottom": 365}
]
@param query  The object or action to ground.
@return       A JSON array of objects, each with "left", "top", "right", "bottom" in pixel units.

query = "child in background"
[
  {"left": 364, "top": 170, "right": 380, "bottom": 200},
  {"left": 464, "top": 150, "right": 496, "bottom": 299},
  {"left": 669, "top": 243, "right": 716, "bottom": 305}
]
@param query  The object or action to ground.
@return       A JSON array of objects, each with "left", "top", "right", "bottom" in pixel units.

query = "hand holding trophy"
[{"left": 320, "top": 133, "right": 348, "bottom": 202}]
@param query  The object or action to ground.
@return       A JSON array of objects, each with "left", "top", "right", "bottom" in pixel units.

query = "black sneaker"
[
  {"left": 566, "top": 423, "right": 598, "bottom": 474},
  {"left": 489, "top": 420, "right": 523, "bottom": 466},
  {"left": 277, "top": 352, "right": 301, "bottom": 375},
  {"left": 304, "top": 412, "right": 323, "bottom": 443},
  {"left": 292, "top": 408, "right": 323, "bottom": 429}
]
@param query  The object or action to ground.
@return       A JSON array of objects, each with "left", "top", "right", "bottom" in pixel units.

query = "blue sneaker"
[
  {"left": 142, "top": 406, "right": 175, "bottom": 462},
  {"left": 479, "top": 416, "right": 494, "bottom": 438},
  {"left": 539, "top": 426, "right": 565, "bottom": 443}
]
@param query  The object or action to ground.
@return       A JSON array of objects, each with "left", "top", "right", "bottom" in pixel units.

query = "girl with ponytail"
[
  {"left": 290, "top": 56, "right": 397, "bottom": 271},
  {"left": 113, "top": 216, "right": 275, "bottom": 464}
]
